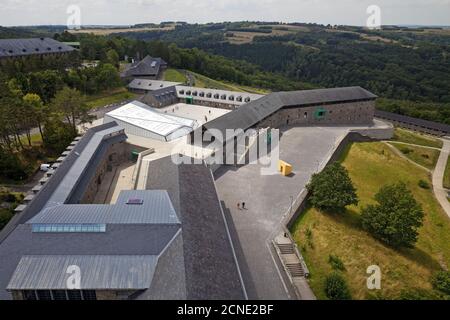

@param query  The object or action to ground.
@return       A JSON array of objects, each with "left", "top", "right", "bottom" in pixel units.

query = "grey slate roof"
[
  {"left": 375, "top": 110, "right": 450, "bottom": 134},
  {"left": 28, "top": 190, "right": 180, "bottom": 225},
  {"left": 7, "top": 255, "right": 158, "bottom": 290},
  {"left": 121, "top": 55, "right": 167, "bottom": 78},
  {"left": 0, "top": 223, "right": 181, "bottom": 299},
  {"left": 0, "top": 38, "right": 75, "bottom": 58},
  {"left": 0, "top": 122, "right": 126, "bottom": 243},
  {"left": 145, "top": 158, "right": 246, "bottom": 300},
  {"left": 198, "top": 86, "right": 377, "bottom": 142}
]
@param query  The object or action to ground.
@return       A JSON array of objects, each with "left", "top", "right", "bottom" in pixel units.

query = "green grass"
[
  {"left": 393, "top": 128, "right": 443, "bottom": 149},
  {"left": 164, "top": 68, "right": 270, "bottom": 94},
  {"left": 291, "top": 142, "right": 450, "bottom": 300},
  {"left": 85, "top": 87, "right": 138, "bottom": 109},
  {"left": 388, "top": 142, "right": 440, "bottom": 170},
  {"left": 163, "top": 68, "right": 187, "bottom": 83},
  {"left": 190, "top": 71, "right": 270, "bottom": 94}
]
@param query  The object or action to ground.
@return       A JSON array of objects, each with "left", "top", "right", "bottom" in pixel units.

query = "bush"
[
  {"left": 431, "top": 271, "right": 450, "bottom": 295},
  {"left": 328, "top": 255, "right": 346, "bottom": 271},
  {"left": 324, "top": 273, "right": 351, "bottom": 300},
  {"left": 361, "top": 182, "right": 424, "bottom": 248},
  {"left": 0, "top": 147, "right": 27, "bottom": 181},
  {"left": 418, "top": 180, "right": 430, "bottom": 189},
  {"left": 307, "top": 162, "right": 358, "bottom": 212}
]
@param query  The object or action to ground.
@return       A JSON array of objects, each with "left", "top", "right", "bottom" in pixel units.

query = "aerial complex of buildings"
[{"left": 0, "top": 48, "right": 395, "bottom": 300}]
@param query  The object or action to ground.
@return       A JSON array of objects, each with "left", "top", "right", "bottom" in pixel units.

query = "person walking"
[
  {"left": 242, "top": 202, "right": 246, "bottom": 210},
  {"left": 237, "top": 203, "right": 241, "bottom": 210}
]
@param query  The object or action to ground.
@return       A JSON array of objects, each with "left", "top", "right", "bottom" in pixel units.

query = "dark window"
[
  {"left": 22, "top": 290, "right": 37, "bottom": 300},
  {"left": 304, "top": 112, "right": 308, "bottom": 119},
  {"left": 36, "top": 290, "right": 52, "bottom": 300},
  {"left": 67, "top": 290, "right": 82, "bottom": 300},
  {"left": 82, "top": 290, "right": 97, "bottom": 300},
  {"left": 51, "top": 290, "right": 67, "bottom": 300}
]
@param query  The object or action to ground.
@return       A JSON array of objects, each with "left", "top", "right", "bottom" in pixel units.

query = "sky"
[{"left": 0, "top": 0, "right": 449, "bottom": 27}]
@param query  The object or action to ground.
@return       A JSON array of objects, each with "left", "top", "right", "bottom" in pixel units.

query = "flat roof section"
[
  {"left": 7, "top": 255, "right": 158, "bottom": 290},
  {"left": 128, "top": 79, "right": 182, "bottom": 91},
  {"left": 105, "top": 100, "right": 198, "bottom": 141}
]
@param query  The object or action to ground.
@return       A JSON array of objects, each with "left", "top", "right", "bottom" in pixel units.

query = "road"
[{"left": 432, "top": 138, "right": 450, "bottom": 219}]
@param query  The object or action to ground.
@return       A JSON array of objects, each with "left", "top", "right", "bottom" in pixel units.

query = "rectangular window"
[
  {"left": 67, "top": 290, "right": 82, "bottom": 300},
  {"left": 82, "top": 290, "right": 97, "bottom": 300},
  {"left": 36, "top": 290, "right": 52, "bottom": 300},
  {"left": 32, "top": 224, "right": 106, "bottom": 233},
  {"left": 22, "top": 290, "right": 37, "bottom": 300},
  {"left": 51, "top": 290, "right": 68, "bottom": 300}
]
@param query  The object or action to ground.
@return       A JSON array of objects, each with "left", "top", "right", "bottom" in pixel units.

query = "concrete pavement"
[
  {"left": 214, "top": 126, "right": 350, "bottom": 299},
  {"left": 432, "top": 138, "right": 450, "bottom": 219}
]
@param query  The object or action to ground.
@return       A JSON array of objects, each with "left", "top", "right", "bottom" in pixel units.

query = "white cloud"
[{"left": 0, "top": 0, "right": 448, "bottom": 26}]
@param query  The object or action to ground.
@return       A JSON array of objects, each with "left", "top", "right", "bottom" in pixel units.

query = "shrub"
[
  {"left": 418, "top": 180, "right": 430, "bottom": 189},
  {"left": 361, "top": 182, "right": 424, "bottom": 248},
  {"left": 324, "top": 272, "right": 351, "bottom": 300},
  {"left": 307, "top": 162, "right": 358, "bottom": 212},
  {"left": 401, "top": 147, "right": 413, "bottom": 154},
  {"left": 328, "top": 255, "right": 346, "bottom": 271},
  {"left": 431, "top": 271, "right": 450, "bottom": 295}
]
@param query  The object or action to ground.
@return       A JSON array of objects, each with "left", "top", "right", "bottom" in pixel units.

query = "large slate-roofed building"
[
  {"left": 121, "top": 55, "right": 168, "bottom": 80},
  {"left": 0, "top": 38, "right": 75, "bottom": 60}
]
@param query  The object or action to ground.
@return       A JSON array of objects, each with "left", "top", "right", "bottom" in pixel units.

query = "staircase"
[{"left": 275, "top": 243, "right": 305, "bottom": 278}]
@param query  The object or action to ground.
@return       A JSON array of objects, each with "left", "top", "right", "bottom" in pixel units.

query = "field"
[
  {"left": 291, "top": 142, "right": 450, "bottom": 300},
  {"left": 163, "top": 68, "right": 187, "bottom": 83},
  {"left": 392, "top": 128, "right": 443, "bottom": 149},
  {"left": 225, "top": 24, "right": 309, "bottom": 44},
  {"left": 68, "top": 25, "right": 175, "bottom": 36},
  {"left": 164, "top": 68, "right": 270, "bottom": 94}
]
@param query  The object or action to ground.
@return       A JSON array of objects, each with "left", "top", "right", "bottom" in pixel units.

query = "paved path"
[
  {"left": 432, "top": 138, "right": 450, "bottom": 219},
  {"left": 386, "top": 140, "right": 442, "bottom": 151}
]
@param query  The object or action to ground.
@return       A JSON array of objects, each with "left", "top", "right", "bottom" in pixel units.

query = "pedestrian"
[
  {"left": 242, "top": 202, "right": 246, "bottom": 209},
  {"left": 237, "top": 203, "right": 241, "bottom": 210}
]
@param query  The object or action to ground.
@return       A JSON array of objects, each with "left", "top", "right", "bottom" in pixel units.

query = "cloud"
[{"left": 0, "top": 0, "right": 449, "bottom": 26}]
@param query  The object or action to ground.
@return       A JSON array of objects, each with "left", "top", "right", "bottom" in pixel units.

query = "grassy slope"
[
  {"left": 393, "top": 128, "right": 443, "bottom": 149},
  {"left": 85, "top": 87, "right": 138, "bottom": 109},
  {"left": 291, "top": 142, "right": 450, "bottom": 300},
  {"left": 164, "top": 68, "right": 270, "bottom": 94},
  {"left": 388, "top": 142, "right": 440, "bottom": 170}
]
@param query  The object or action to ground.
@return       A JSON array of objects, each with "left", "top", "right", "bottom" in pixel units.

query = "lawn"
[
  {"left": 189, "top": 71, "right": 270, "bottom": 94},
  {"left": 291, "top": 142, "right": 450, "bottom": 300},
  {"left": 392, "top": 128, "right": 443, "bottom": 149},
  {"left": 388, "top": 142, "right": 440, "bottom": 170},
  {"left": 85, "top": 87, "right": 138, "bottom": 109},
  {"left": 163, "top": 68, "right": 187, "bottom": 83}
]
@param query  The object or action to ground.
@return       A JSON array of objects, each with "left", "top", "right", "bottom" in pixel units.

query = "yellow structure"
[{"left": 278, "top": 160, "right": 293, "bottom": 176}]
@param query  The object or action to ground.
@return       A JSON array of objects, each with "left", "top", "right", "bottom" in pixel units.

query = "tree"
[
  {"left": 23, "top": 93, "right": 47, "bottom": 141},
  {"left": 324, "top": 273, "right": 351, "bottom": 300},
  {"left": 95, "top": 63, "right": 122, "bottom": 90},
  {"left": 306, "top": 162, "right": 358, "bottom": 212},
  {"left": 42, "top": 118, "right": 77, "bottom": 154},
  {"left": 105, "top": 49, "right": 120, "bottom": 68},
  {"left": 361, "top": 182, "right": 424, "bottom": 248}
]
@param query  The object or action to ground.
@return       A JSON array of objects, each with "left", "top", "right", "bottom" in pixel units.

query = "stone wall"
[
  {"left": 257, "top": 100, "right": 375, "bottom": 128},
  {"left": 80, "top": 140, "right": 128, "bottom": 204}
]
